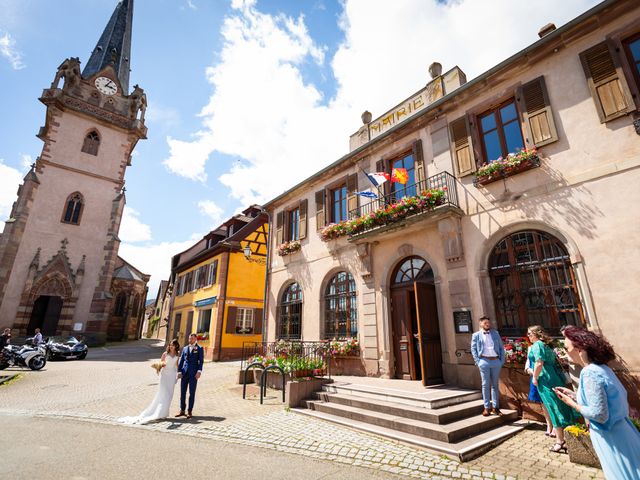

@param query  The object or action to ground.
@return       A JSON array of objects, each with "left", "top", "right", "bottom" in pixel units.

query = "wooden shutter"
[
  {"left": 298, "top": 199, "right": 308, "bottom": 239},
  {"left": 346, "top": 173, "right": 358, "bottom": 217},
  {"left": 516, "top": 76, "right": 558, "bottom": 147},
  {"left": 210, "top": 260, "right": 218, "bottom": 285},
  {"left": 412, "top": 139, "right": 425, "bottom": 184},
  {"left": 449, "top": 116, "right": 474, "bottom": 176},
  {"left": 375, "top": 159, "right": 390, "bottom": 196},
  {"left": 275, "top": 211, "right": 284, "bottom": 245},
  {"left": 315, "top": 190, "right": 326, "bottom": 230},
  {"left": 254, "top": 308, "right": 263, "bottom": 334},
  {"left": 580, "top": 41, "right": 634, "bottom": 123},
  {"left": 226, "top": 306, "right": 237, "bottom": 334}
]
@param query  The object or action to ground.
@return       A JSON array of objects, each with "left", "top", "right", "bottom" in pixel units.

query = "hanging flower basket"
[{"left": 474, "top": 149, "right": 540, "bottom": 187}]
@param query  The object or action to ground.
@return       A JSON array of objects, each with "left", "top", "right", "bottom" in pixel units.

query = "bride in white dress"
[{"left": 119, "top": 339, "right": 180, "bottom": 425}]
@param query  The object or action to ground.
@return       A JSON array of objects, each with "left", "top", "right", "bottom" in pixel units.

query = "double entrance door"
[{"left": 391, "top": 281, "right": 443, "bottom": 385}]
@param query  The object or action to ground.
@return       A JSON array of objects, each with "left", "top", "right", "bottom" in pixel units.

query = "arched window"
[
  {"left": 114, "top": 292, "right": 127, "bottom": 317},
  {"left": 81, "top": 130, "right": 100, "bottom": 155},
  {"left": 62, "top": 192, "right": 84, "bottom": 225},
  {"left": 277, "top": 282, "right": 303, "bottom": 340},
  {"left": 489, "top": 230, "right": 585, "bottom": 336},
  {"left": 392, "top": 256, "right": 434, "bottom": 285},
  {"left": 131, "top": 294, "right": 140, "bottom": 317},
  {"left": 324, "top": 271, "right": 357, "bottom": 339}
]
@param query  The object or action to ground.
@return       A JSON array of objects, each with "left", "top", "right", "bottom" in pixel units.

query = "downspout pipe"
[{"left": 261, "top": 209, "right": 272, "bottom": 344}]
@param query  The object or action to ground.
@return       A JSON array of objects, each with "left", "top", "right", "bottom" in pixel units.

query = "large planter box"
[
  {"left": 474, "top": 155, "right": 540, "bottom": 187},
  {"left": 499, "top": 363, "right": 545, "bottom": 422},
  {"left": 566, "top": 433, "right": 602, "bottom": 469},
  {"left": 253, "top": 369, "right": 291, "bottom": 389},
  {"left": 331, "top": 355, "right": 366, "bottom": 376},
  {"left": 285, "top": 377, "right": 325, "bottom": 408}
]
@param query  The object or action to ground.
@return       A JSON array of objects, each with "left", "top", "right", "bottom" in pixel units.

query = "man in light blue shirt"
[{"left": 471, "top": 316, "right": 505, "bottom": 416}]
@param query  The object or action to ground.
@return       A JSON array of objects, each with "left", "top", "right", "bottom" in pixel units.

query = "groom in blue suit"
[
  {"left": 471, "top": 316, "right": 505, "bottom": 417},
  {"left": 176, "top": 333, "right": 204, "bottom": 419}
]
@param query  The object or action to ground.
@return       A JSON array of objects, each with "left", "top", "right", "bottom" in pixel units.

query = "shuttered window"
[
  {"left": 330, "top": 184, "right": 348, "bottom": 223},
  {"left": 275, "top": 199, "right": 308, "bottom": 243},
  {"left": 449, "top": 116, "right": 474, "bottom": 176},
  {"left": 516, "top": 76, "right": 558, "bottom": 148},
  {"left": 413, "top": 139, "right": 425, "bottom": 184},
  {"left": 580, "top": 41, "right": 635, "bottom": 123},
  {"left": 623, "top": 33, "right": 640, "bottom": 96},
  {"left": 478, "top": 100, "right": 524, "bottom": 162}
]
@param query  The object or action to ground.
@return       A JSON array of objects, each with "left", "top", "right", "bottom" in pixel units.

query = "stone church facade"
[{"left": 0, "top": 0, "right": 149, "bottom": 345}]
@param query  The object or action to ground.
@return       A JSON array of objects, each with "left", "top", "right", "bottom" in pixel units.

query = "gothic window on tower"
[
  {"left": 62, "top": 192, "right": 84, "bottom": 225},
  {"left": 81, "top": 130, "right": 101, "bottom": 156}
]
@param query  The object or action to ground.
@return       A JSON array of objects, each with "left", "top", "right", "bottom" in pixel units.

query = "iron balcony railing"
[
  {"left": 346, "top": 171, "right": 459, "bottom": 232},
  {"left": 241, "top": 341, "right": 332, "bottom": 379}
]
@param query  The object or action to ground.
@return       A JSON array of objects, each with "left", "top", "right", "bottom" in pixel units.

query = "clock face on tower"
[{"left": 94, "top": 76, "right": 118, "bottom": 95}]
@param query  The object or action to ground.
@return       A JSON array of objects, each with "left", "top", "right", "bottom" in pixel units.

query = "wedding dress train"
[{"left": 119, "top": 354, "right": 178, "bottom": 425}]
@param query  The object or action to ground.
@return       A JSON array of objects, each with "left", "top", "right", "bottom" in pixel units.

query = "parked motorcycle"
[{"left": 0, "top": 344, "right": 46, "bottom": 371}]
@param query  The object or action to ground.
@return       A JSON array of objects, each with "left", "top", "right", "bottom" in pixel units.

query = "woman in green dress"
[{"left": 528, "top": 325, "right": 578, "bottom": 453}]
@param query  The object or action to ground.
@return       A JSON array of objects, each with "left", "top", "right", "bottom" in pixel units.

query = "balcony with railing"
[{"left": 319, "top": 171, "right": 461, "bottom": 241}]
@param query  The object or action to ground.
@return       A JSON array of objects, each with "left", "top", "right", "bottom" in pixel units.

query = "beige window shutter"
[
  {"left": 449, "top": 116, "right": 474, "bottom": 176},
  {"left": 516, "top": 76, "right": 559, "bottom": 148},
  {"left": 315, "top": 190, "right": 326, "bottom": 230},
  {"left": 275, "top": 210, "right": 284, "bottom": 245},
  {"left": 298, "top": 198, "right": 308, "bottom": 239},
  {"left": 580, "top": 41, "right": 635, "bottom": 123},
  {"left": 412, "top": 139, "right": 425, "bottom": 184},
  {"left": 346, "top": 173, "right": 358, "bottom": 216}
]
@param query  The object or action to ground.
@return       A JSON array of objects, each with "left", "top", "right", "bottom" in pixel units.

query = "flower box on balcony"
[
  {"left": 277, "top": 240, "right": 301, "bottom": 256},
  {"left": 474, "top": 150, "right": 540, "bottom": 187}
]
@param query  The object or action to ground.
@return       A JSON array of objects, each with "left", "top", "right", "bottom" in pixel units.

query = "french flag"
[{"left": 366, "top": 172, "right": 390, "bottom": 187}]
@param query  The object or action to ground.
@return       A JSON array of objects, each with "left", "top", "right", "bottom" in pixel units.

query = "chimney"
[{"left": 538, "top": 23, "right": 556, "bottom": 38}]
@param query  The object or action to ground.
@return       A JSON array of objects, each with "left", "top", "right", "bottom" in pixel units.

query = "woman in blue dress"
[
  {"left": 555, "top": 326, "right": 640, "bottom": 480},
  {"left": 525, "top": 341, "right": 555, "bottom": 437}
]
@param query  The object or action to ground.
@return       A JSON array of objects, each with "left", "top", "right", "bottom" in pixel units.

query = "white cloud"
[
  {"left": 20, "top": 154, "right": 33, "bottom": 170},
  {"left": 163, "top": 0, "right": 600, "bottom": 206},
  {"left": 145, "top": 102, "right": 180, "bottom": 131},
  {"left": 0, "top": 31, "right": 25, "bottom": 70},
  {"left": 186, "top": 0, "right": 197, "bottom": 10},
  {"left": 198, "top": 199, "right": 224, "bottom": 227},
  {"left": 119, "top": 206, "right": 152, "bottom": 243},
  {"left": 0, "top": 159, "right": 23, "bottom": 219},
  {"left": 119, "top": 238, "right": 197, "bottom": 296}
]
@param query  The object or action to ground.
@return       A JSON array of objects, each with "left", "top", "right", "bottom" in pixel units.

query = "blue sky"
[{"left": 0, "top": 0, "right": 600, "bottom": 294}]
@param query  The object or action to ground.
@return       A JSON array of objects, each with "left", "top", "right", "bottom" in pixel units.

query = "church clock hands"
[{"left": 94, "top": 76, "right": 118, "bottom": 95}]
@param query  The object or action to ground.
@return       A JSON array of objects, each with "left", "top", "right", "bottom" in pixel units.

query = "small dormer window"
[{"left": 82, "top": 131, "right": 100, "bottom": 156}]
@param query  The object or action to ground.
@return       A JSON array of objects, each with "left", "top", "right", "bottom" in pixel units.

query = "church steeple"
[{"left": 82, "top": 0, "right": 134, "bottom": 94}]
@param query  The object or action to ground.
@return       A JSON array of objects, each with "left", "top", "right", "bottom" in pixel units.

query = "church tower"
[{"left": 0, "top": 0, "right": 149, "bottom": 344}]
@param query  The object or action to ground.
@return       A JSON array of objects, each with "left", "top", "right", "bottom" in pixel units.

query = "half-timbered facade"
[{"left": 167, "top": 206, "right": 268, "bottom": 361}]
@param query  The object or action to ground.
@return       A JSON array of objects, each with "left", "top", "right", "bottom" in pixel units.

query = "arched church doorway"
[
  {"left": 27, "top": 295, "right": 63, "bottom": 336},
  {"left": 390, "top": 256, "right": 443, "bottom": 385}
]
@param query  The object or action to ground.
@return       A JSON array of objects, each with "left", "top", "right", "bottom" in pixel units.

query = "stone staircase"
[{"left": 293, "top": 382, "right": 524, "bottom": 461}]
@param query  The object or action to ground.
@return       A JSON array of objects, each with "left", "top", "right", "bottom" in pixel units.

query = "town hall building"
[{"left": 0, "top": 0, "right": 149, "bottom": 345}]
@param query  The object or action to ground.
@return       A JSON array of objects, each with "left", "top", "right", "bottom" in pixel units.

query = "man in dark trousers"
[{"left": 176, "top": 333, "right": 204, "bottom": 419}]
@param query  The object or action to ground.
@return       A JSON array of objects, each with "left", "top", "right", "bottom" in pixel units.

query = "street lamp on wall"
[{"left": 243, "top": 244, "right": 266, "bottom": 265}]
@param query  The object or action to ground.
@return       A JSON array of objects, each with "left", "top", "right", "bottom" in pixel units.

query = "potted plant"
[
  {"left": 565, "top": 424, "right": 601, "bottom": 468},
  {"left": 277, "top": 240, "right": 301, "bottom": 256}
]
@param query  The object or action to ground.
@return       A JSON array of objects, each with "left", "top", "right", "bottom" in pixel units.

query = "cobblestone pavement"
[{"left": 1, "top": 340, "right": 604, "bottom": 480}]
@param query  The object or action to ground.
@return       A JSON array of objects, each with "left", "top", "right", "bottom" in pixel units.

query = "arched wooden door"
[
  {"left": 27, "top": 295, "right": 63, "bottom": 336},
  {"left": 390, "top": 257, "right": 443, "bottom": 385}
]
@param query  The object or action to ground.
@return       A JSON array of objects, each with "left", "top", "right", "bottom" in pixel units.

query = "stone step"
[
  {"left": 317, "top": 392, "right": 486, "bottom": 425},
  {"left": 305, "top": 400, "right": 518, "bottom": 443},
  {"left": 322, "top": 382, "right": 482, "bottom": 409},
  {"left": 293, "top": 407, "right": 525, "bottom": 462}
]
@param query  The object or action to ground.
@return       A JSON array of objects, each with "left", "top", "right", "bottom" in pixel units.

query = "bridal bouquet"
[{"left": 150, "top": 361, "right": 163, "bottom": 375}]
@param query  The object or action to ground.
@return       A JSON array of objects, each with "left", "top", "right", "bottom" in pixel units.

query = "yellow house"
[{"left": 168, "top": 206, "right": 268, "bottom": 361}]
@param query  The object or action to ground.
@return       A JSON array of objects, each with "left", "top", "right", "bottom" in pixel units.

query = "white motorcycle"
[{"left": 0, "top": 344, "right": 47, "bottom": 371}]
